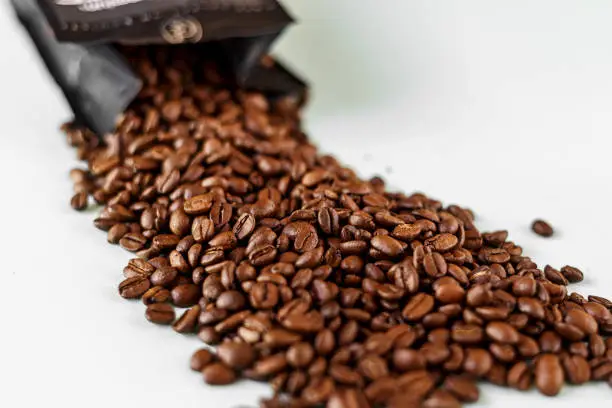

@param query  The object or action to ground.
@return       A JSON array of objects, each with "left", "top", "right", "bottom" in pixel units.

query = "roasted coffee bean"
[
  {"left": 118, "top": 276, "right": 150, "bottom": 299},
  {"left": 70, "top": 192, "right": 88, "bottom": 211},
  {"left": 119, "top": 233, "right": 148, "bottom": 252},
  {"left": 142, "top": 286, "right": 170, "bottom": 305},
  {"left": 287, "top": 342, "right": 315, "bottom": 368},
  {"left": 507, "top": 361, "right": 532, "bottom": 390},
  {"left": 190, "top": 349, "right": 214, "bottom": 372},
  {"left": 184, "top": 193, "right": 214, "bottom": 215},
  {"left": 402, "top": 293, "right": 434, "bottom": 321},
  {"left": 65, "top": 50, "right": 612, "bottom": 408},
  {"left": 202, "top": 362, "right": 236, "bottom": 385},
  {"left": 150, "top": 267, "right": 177, "bottom": 287},
  {"left": 173, "top": 305, "right": 201, "bottom": 333},
  {"left": 486, "top": 322, "right": 519, "bottom": 344},
  {"left": 217, "top": 341, "right": 255, "bottom": 369},
  {"left": 171, "top": 284, "right": 200, "bottom": 307},
  {"left": 423, "top": 389, "right": 461, "bottom": 408},
  {"left": 562, "top": 354, "right": 591, "bottom": 384},
  {"left": 444, "top": 376, "right": 479, "bottom": 402},
  {"left": 463, "top": 348, "right": 492, "bottom": 377},
  {"left": 145, "top": 303, "right": 175, "bottom": 325},
  {"left": 532, "top": 220, "right": 554, "bottom": 237},
  {"left": 565, "top": 309, "right": 598, "bottom": 334},
  {"left": 560, "top": 265, "right": 584, "bottom": 283},
  {"left": 535, "top": 354, "right": 564, "bottom": 396},
  {"left": 327, "top": 388, "right": 370, "bottom": 408}
]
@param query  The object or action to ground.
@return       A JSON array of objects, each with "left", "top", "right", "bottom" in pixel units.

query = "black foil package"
[{"left": 12, "top": 0, "right": 307, "bottom": 135}]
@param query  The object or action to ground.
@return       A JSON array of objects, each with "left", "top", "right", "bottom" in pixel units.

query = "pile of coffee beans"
[{"left": 63, "top": 46, "right": 612, "bottom": 408}]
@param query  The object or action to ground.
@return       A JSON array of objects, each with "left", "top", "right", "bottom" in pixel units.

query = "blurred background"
[{"left": 1, "top": 1, "right": 612, "bottom": 407}]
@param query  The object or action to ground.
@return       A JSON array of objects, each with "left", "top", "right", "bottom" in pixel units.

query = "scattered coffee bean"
[
  {"left": 532, "top": 219, "right": 554, "bottom": 237},
  {"left": 70, "top": 192, "right": 88, "bottom": 211},
  {"left": 62, "top": 45, "right": 612, "bottom": 408},
  {"left": 190, "top": 349, "right": 214, "bottom": 372},
  {"left": 145, "top": 303, "right": 175, "bottom": 325}
]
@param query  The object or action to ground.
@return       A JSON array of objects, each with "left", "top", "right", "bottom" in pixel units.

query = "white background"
[{"left": 2, "top": 0, "right": 612, "bottom": 407}]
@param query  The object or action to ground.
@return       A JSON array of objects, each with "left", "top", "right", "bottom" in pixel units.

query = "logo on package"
[
  {"left": 161, "top": 16, "right": 204, "bottom": 44},
  {"left": 55, "top": 0, "right": 143, "bottom": 12}
]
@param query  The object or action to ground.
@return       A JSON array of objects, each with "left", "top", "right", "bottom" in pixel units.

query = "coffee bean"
[
  {"left": 150, "top": 266, "right": 177, "bottom": 287},
  {"left": 562, "top": 354, "right": 591, "bottom": 384},
  {"left": 565, "top": 308, "right": 598, "bottom": 334},
  {"left": 507, "top": 361, "right": 532, "bottom": 390},
  {"left": 463, "top": 348, "right": 492, "bottom": 377},
  {"left": 190, "top": 349, "right": 214, "bottom": 372},
  {"left": 142, "top": 286, "right": 171, "bottom": 305},
  {"left": 532, "top": 219, "right": 554, "bottom": 237},
  {"left": 423, "top": 252, "right": 448, "bottom": 278},
  {"left": 123, "top": 258, "right": 155, "bottom": 279},
  {"left": 561, "top": 265, "right": 584, "bottom": 283},
  {"left": 217, "top": 341, "right": 255, "bottom": 369},
  {"left": 393, "top": 349, "right": 425, "bottom": 371},
  {"left": 287, "top": 342, "right": 315, "bottom": 368},
  {"left": 444, "top": 376, "right": 479, "bottom": 402},
  {"left": 171, "top": 284, "right": 200, "bottom": 307},
  {"left": 486, "top": 322, "right": 520, "bottom": 344},
  {"left": 253, "top": 353, "right": 288, "bottom": 377},
  {"left": 107, "top": 223, "right": 129, "bottom": 244},
  {"left": 328, "top": 388, "right": 369, "bottom": 408},
  {"left": 216, "top": 290, "right": 246, "bottom": 311},
  {"left": 70, "top": 192, "right": 88, "bottom": 211},
  {"left": 423, "top": 389, "right": 461, "bottom": 408},
  {"left": 64, "top": 49, "right": 612, "bottom": 408},
  {"left": 249, "top": 282, "right": 279, "bottom": 309},
  {"left": 391, "top": 260, "right": 419, "bottom": 293},
  {"left": 402, "top": 293, "right": 434, "bottom": 321},
  {"left": 118, "top": 276, "right": 150, "bottom": 299},
  {"left": 371, "top": 235, "right": 404, "bottom": 257},
  {"left": 173, "top": 305, "right": 201, "bottom": 333},
  {"left": 233, "top": 213, "right": 256, "bottom": 240},
  {"left": 184, "top": 193, "right": 214, "bottom": 215},
  {"left": 358, "top": 354, "right": 389, "bottom": 381},
  {"left": 145, "top": 303, "right": 175, "bottom": 325},
  {"left": 535, "top": 354, "right": 564, "bottom": 396},
  {"left": 202, "top": 362, "right": 236, "bottom": 385},
  {"left": 119, "top": 232, "right": 148, "bottom": 252}
]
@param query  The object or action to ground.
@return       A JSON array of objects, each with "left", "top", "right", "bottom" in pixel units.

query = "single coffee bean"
[
  {"left": 202, "top": 362, "right": 236, "bottom": 385},
  {"left": 532, "top": 219, "right": 554, "bottom": 237},
  {"left": 462, "top": 348, "right": 492, "bottom": 377},
  {"left": 217, "top": 341, "right": 255, "bottom": 369},
  {"left": 70, "top": 192, "right": 88, "bottom": 211},
  {"left": 119, "top": 232, "right": 148, "bottom": 252},
  {"left": 190, "top": 348, "right": 214, "bottom": 372},
  {"left": 145, "top": 303, "right": 175, "bottom": 325},
  {"left": 173, "top": 305, "right": 201, "bottom": 333},
  {"left": 402, "top": 293, "right": 435, "bottom": 321},
  {"left": 171, "top": 284, "right": 200, "bottom": 307},
  {"left": 287, "top": 342, "right": 315, "bottom": 368},
  {"left": 443, "top": 376, "right": 479, "bottom": 402},
  {"left": 535, "top": 354, "right": 564, "bottom": 396},
  {"left": 507, "top": 361, "right": 532, "bottom": 390},
  {"left": 107, "top": 223, "right": 129, "bottom": 244},
  {"left": 184, "top": 193, "right": 214, "bottom": 215},
  {"left": 485, "top": 322, "right": 520, "bottom": 344},
  {"left": 118, "top": 276, "right": 150, "bottom": 299},
  {"left": 233, "top": 213, "right": 256, "bottom": 240},
  {"left": 142, "top": 286, "right": 171, "bottom": 305},
  {"left": 562, "top": 354, "right": 591, "bottom": 384},
  {"left": 327, "top": 388, "right": 370, "bottom": 408},
  {"left": 423, "top": 389, "right": 461, "bottom": 408},
  {"left": 565, "top": 309, "right": 598, "bottom": 335}
]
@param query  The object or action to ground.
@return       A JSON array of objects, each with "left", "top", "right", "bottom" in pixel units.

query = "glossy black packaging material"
[{"left": 12, "top": 0, "right": 306, "bottom": 135}]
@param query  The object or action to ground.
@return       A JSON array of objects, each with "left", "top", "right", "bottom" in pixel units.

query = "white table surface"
[{"left": 2, "top": 1, "right": 612, "bottom": 407}]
